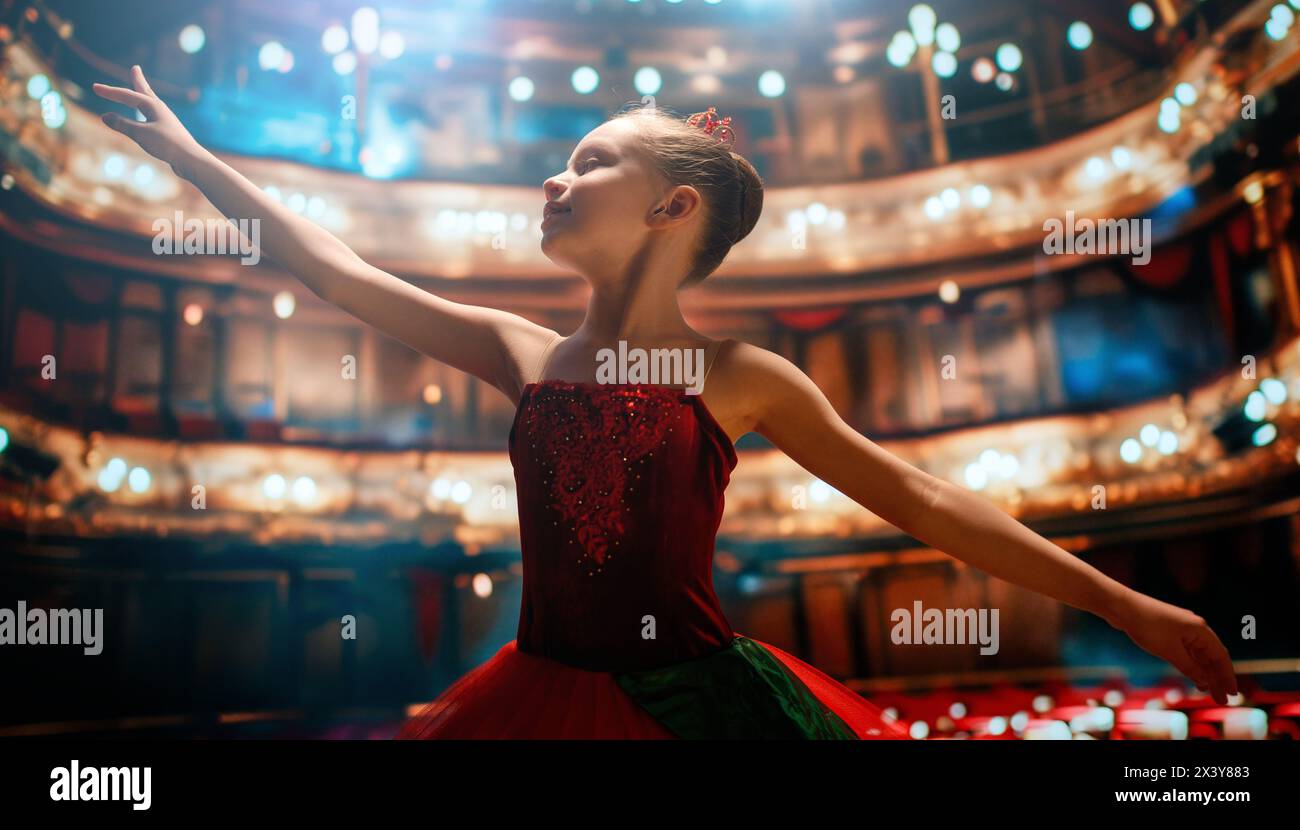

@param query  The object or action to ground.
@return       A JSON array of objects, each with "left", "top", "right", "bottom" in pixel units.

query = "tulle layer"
[{"left": 396, "top": 637, "right": 908, "bottom": 740}]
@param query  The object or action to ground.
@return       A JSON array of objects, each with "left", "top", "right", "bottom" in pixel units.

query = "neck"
[{"left": 575, "top": 242, "right": 697, "bottom": 345}]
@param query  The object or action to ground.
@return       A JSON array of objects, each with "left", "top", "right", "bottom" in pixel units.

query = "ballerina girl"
[{"left": 94, "top": 67, "right": 1237, "bottom": 738}]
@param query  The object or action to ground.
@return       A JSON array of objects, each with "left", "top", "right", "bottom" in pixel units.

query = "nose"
[{"left": 543, "top": 175, "right": 567, "bottom": 202}]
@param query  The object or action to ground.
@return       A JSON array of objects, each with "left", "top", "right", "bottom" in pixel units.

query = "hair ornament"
[{"left": 686, "top": 106, "right": 737, "bottom": 148}]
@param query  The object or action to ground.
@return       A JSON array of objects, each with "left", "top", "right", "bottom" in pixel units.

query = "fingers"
[
  {"left": 131, "top": 64, "right": 157, "bottom": 98},
  {"left": 100, "top": 111, "right": 144, "bottom": 140},
  {"left": 1186, "top": 631, "right": 1237, "bottom": 703},
  {"left": 92, "top": 83, "right": 154, "bottom": 116}
]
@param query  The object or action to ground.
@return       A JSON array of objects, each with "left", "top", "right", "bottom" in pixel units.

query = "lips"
[{"left": 543, "top": 202, "right": 570, "bottom": 219}]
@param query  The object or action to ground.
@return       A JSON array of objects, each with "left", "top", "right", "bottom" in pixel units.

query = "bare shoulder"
[
  {"left": 499, "top": 321, "right": 563, "bottom": 404},
  {"left": 700, "top": 339, "right": 811, "bottom": 442}
]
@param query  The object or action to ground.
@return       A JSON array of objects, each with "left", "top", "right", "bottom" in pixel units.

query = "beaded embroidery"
[{"left": 518, "top": 381, "right": 690, "bottom": 573}]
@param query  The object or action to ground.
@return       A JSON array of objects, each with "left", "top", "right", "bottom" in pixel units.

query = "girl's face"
[{"left": 540, "top": 119, "right": 683, "bottom": 280}]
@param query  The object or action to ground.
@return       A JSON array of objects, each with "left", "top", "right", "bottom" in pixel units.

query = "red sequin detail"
[{"left": 519, "top": 382, "right": 687, "bottom": 570}]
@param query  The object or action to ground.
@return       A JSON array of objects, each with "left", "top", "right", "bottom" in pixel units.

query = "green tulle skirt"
[{"left": 613, "top": 636, "right": 858, "bottom": 739}]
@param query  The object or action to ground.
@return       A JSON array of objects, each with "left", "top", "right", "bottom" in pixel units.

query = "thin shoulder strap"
[
  {"left": 534, "top": 332, "right": 562, "bottom": 384},
  {"left": 702, "top": 338, "right": 728, "bottom": 385}
]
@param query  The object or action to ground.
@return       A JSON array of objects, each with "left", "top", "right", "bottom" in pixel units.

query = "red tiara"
[{"left": 686, "top": 106, "right": 736, "bottom": 148}]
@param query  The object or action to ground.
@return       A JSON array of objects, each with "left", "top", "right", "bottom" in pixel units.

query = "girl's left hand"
[{"left": 1114, "top": 591, "right": 1239, "bottom": 704}]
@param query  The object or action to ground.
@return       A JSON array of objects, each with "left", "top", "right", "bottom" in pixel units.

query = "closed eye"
[{"left": 578, "top": 157, "right": 600, "bottom": 174}]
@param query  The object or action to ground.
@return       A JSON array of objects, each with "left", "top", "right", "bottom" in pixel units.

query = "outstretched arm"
[
  {"left": 738, "top": 344, "right": 1239, "bottom": 704},
  {"left": 93, "top": 66, "right": 551, "bottom": 400}
]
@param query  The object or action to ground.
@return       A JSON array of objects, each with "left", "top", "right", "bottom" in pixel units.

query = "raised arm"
[
  {"left": 93, "top": 65, "right": 551, "bottom": 401},
  {"left": 735, "top": 343, "right": 1239, "bottom": 704}
]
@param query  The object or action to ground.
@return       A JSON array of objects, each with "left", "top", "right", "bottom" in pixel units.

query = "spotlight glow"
[
  {"left": 322, "top": 24, "right": 348, "bottom": 55},
  {"left": 634, "top": 66, "right": 662, "bottom": 96},
  {"left": 179, "top": 24, "right": 206, "bottom": 54},
  {"left": 571, "top": 65, "right": 600, "bottom": 94},
  {"left": 995, "top": 43, "right": 1022, "bottom": 72},
  {"left": 1129, "top": 3, "right": 1155, "bottom": 31},
  {"left": 758, "top": 69, "right": 786, "bottom": 98},
  {"left": 1067, "top": 21, "right": 1093, "bottom": 50},
  {"left": 258, "top": 41, "right": 286, "bottom": 71}
]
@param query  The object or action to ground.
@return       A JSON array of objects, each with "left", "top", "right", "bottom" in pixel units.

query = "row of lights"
[{"left": 508, "top": 65, "right": 785, "bottom": 100}]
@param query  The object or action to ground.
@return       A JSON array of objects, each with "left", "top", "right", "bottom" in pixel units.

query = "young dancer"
[{"left": 94, "top": 66, "right": 1238, "bottom": 738}]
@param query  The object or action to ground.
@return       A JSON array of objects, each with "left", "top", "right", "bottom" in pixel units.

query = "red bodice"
[{"left": 509, "top": 380, "right": 738, "bottom": 672}]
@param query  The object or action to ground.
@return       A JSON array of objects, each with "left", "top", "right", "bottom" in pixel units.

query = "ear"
[{"left": 651, "top": 184, "right": 702, "bottom": 226}]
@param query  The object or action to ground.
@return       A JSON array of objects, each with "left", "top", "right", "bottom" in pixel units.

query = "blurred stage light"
[
  {"left": 972, "top": 57, "right": 994, "bottom": 83},
  {"left": 938, "top": 279, "right": 960, "bottom": 303},
  {"left": 1067, "top": 21, "right": 1092, "bottom": 50},
  {"left": 352, "top": 7, "right": 380, "bottom": 55},
  {"left": 273, "top": 291, "right": 295, "bottom": 319},
  {"left": 472, "top": 573, "right": 493, "bottom": 598},
  {"left": 758, "top": 69, "right": 785, "bottom": 97},
  {"left": 939, "top": 187, "right": 959, "bottom": 210},
  {"left": 994, "top": 72, "right": 1013, "bottom": 91},
  {"left": 634, "top": 66, "right": 662, "bottom": 95},
  {"left": 932, "top": 51, "right": 956, "bottom": 77},
  {"left": 1259, "top": 377, "right": 1287, "bottom": 404},
  {"left": 1273, "top": 4, "right": 1296, "bottom": 27},
  {"left": 292, "top": 476, "right": 317, "bottom": 505},
  {"left": 1174, "top": 82, "right": 1197, "bottom": 105},
  {"left": 508, "top": 75, "right": 535, "bottom": 102},
  {"left": 969, "top": 184, "right": 991, "bottom": 207},
  {"left": 263, "top": 184, "right": 282, "bottom": 202},
  {"left": 707, "top": 46, "right": 727, "bottom": 67},
  {"left": 103, "top": 155, "right": 127, "bottom": 181},
  {"left": 1120, "top": 438, "right": 1142, "bottom": 463},
  {"left": 1157, "top": 108, "right": 1180, "bottom": 133},
  {"left": 287, "top": 192, "right": 306, "bottom": 214},
  {"left": 691, "top": 73, "right": 721, "bottom": 94},
  {"left": 183, "top": 303, "right": 204, "bottom": 326},
  {"left": 935, "top": 22, "right": 960, "bottom": 52},
  {"left": 1111, "top": 146, "right": 1132, "bottom": 170},
  {"left": 263, "top": 474, "right": 287, "bottom": 500},
  {"left": 908, "top": 4, "right": 937, "bottom": 46},
  {"left": 1129, "top": 3, "right": 1155, "bottom": 31},
  {"left": 128, "top": 466, "right": 151, "bottom": 493},
  {"left": 1084, "top": 156, "right": 1107, "bottom": 180},
  {"left": 806, "top": 202, "right": 828, "bottom": 224},
  {"left": 451, "top": 481, "right": 473, "bottom": 504},
  {"left": 924, "top": 196, "right": 944, "bottom": 220},
  {"left": 27, "top": 73, "right": 50, "bottom": 99},
  {"left": 379, "top": 31, "right": 405, "bottom": 60},
  {"left": 571, "top": 65, "right": 599, "bottom": 94},
  {"left": 179, "top": 24, "right": 205, "bottom": 54},
  {"left": 333, "top": 52, "right": 357, "bottom": 75},
  {"left": 258, "top": 41, "right": 286, "bottom": 71},
  {"left": 40, "top": 90, "right": 66, "bottom": 128},
  {"left": 1156, "top": 431, "right": 1179, "bottom": 455},
  {"left": 1264, "top": 16, "right": 1289, "bottom": 39},
  {"left": 1140, "top": 423, "right": 1160, "bottom": 446},
  {"left": 995, "top": 43, "right": 1022, "bottom": 72},
  {"left": 1252, "top": 423, "right": 1277, "bottom": 447},
  {"left": 322, "top": 24, "right": 348, "bottom": 55}
]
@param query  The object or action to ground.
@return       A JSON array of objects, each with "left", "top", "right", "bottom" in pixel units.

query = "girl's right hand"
[{"left": 93, "top": 65, "right": 206, "bottom": 182}]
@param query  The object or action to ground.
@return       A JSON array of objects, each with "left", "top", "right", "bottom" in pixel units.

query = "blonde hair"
[{"left": 610, "top": 103, "right": 765, "bottom": 287}]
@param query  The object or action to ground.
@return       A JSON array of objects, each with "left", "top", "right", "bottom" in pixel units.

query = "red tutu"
[{"left": 396, "top": 637, "right": 908, "bottom": 740}]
